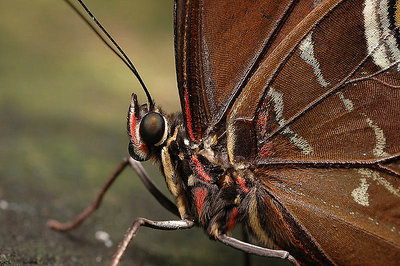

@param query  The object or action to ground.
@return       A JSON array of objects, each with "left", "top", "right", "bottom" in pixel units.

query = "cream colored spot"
[
  {"left": 337, "top": 92, "right": 354, "bottom": 112},
  {"left": 351, "top": 178, "right": 370, "bottom": 206},
  {"left": 248, "top": 191, "right": 276, "bottom": 248},
  {"left": 358, "top": 168, "right": 400, "bottom": 197},
  {"left": 161, "top": 147, "right": 178, "bottom": 197},
  {"left": 187, "top": 175, "right": 194, "bottom": 186},
  {"left": 365, "top": 117, "right": 389, "bottom": 157},
  {"left": 234, "top": 195, "right": 241, "bottom": 205},
  {"left": 268, "top": 88, "right": 313, "bottom": 155},
  {"left": 299, "top": 32, "right": 330, "bottom": 87}
]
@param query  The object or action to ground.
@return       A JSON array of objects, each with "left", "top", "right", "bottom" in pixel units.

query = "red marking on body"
[
  {"left": 130, "top": 113, "right": 147, "bottom": 153},
  {"left": 257, "top": 110, "right": 268, "bottom": 129},
  {"left": 184, "top": 86, "right": 195, "bottom": 141},
  {"left": 194, "top": 187, "right": 208, "bottom": 215},
  {"left": 227, "top": 207, "right": 238, "bottom": 231},
  {"left": 271, "top": 202, "right": 315, "bottom": 260},
  {"left": 191, "top": 155, "right": 212, "bottom": 183},
  {"left": 259, "top": 142, "right": 273, "bottom": 158},
  {"left": 139, "top": 144, "right": 148, "bottom": 152},
  {"left": 236, "top": 175, "right": 249, "bottom": 193},
  {"left": 130, "top": 113, "right": 139, "bottom": 144}
]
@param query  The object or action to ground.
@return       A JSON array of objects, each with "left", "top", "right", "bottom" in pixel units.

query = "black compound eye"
[{"left": 139, "top": 112, "right": 166, "bottom": 145}]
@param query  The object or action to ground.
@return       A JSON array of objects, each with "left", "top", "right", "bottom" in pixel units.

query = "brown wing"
[
  {"left": 174, "top": 0, "right": 322, "bottom": 142},
  {"left": 226, "top": 0, "right": 400, "bottom": 165},
  {"left": 251, "top": 167, "right": 400, "bottom": 265}
]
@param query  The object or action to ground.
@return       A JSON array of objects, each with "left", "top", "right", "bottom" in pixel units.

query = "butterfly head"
[{"left": 127, "top": 93, "right": 168, "bottom": 161}]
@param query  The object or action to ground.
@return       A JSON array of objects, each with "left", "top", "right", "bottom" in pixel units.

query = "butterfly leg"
[
  {"left": 217, "top": 234, "right": 299, "bottom": 266},
  {"left": 110, "top": 218, "right": 195, "bottom": 266},
  {"left": 46, "top": 158, "right": 130, "bottom": 231}
]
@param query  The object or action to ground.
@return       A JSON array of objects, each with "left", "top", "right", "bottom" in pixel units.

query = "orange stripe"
[
  {"left": 139, "top": 144, "right": 148, "bottom": 153},
  {"left": 236, "top": 175, "right": 249, "bottom": 193},
  {"left": 130, "top": 113, "right": 138, "bottom": 145},
  {"left": 191, "top": 155, "right": 212, "bottom": 183},
  {"left": 271, "top": 202, "right": 314, "bottom": 259},
  {"left": 227, "top": 207, "right": 238, "bottom": 231},
  {"left": 184, "top": 85, "right": 195, "bottom": 141},
  {"left": 194, "top": 187, "right": 208, "bottom": 215},
  {"left": 259, "top": 142, "right": 273, "bottom": 158}
]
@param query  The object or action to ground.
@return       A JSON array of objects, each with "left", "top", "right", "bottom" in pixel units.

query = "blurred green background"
[{"left": 0, "top": 0, "right": 287, "bottom": 265}]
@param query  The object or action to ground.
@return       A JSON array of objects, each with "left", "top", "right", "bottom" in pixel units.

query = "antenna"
[{"left": 64, "top": 0, "right": 154, "bottom": 108}]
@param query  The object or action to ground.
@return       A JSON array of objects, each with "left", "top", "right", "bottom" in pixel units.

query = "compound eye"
[{"left": 139, "top": 112, "right": 166, "bottom": 146}]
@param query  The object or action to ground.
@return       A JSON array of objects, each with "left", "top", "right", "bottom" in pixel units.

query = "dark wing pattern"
[
  {"left": 227, "top": 0, "right": 400, "bottom": 165},
  {"left": 254, "top": 167, "right": 400, "bottom": 265},
  {"left": 174, "top": 0, "right": 316, "bottom": 141},
  {"left": 175, "top": 0, "right": 400, "bottom": 264}
]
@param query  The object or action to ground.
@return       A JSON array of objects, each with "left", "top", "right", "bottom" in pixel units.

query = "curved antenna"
[{"left": 65, "top": 0, "right": 154, "bottom": 108}]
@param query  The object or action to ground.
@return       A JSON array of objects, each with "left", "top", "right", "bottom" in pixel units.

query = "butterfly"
[{"left": 48, "top": 0, "right": 400, "bottom": 265}]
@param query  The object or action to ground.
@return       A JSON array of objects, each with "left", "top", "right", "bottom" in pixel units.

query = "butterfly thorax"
[{"left": 159, "top": 113, "right": 257, "bottom": 237}]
